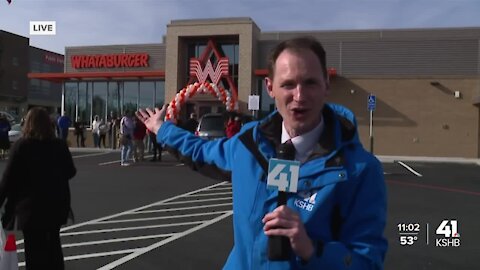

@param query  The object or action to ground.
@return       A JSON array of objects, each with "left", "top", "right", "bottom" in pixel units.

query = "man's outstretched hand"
[{"left": 136, "top": 105, "right": 167, "bottom": 135}]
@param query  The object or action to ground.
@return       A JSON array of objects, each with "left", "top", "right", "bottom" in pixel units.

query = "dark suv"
[{"left": 195, "top": 113, "right": 226, "bottom": 140}]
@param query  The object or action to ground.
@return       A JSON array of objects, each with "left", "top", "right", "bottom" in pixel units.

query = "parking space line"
[
  {"left": 17, "top": 233, "right": 176, "bottom": 253},
  {"left": 159, "top": 197, "right": 231, "bottom": 205},
  {"left": 15, "top": 181, "right": 233, "bottom": 267},
  {"left": 97, "top": 211, "right": 233, "bottom": 270},
  {"left": 187, "top": 191, "right": 232, "bottom": 197},
  {"left": 134, "top": 203, "right": 232, "bottom": 214},
  {"left": 97, "top": 152, "right": 170, "bottom": 166},
  {"left": 208, "top": 187, "right": 232, "bottom": 191},
  {"left": 98, "top": 154, "right": 154, "bottom": 166},
  {"left": 396, "top": 161, "right": 423, "bottom": 177},
  {"left": 95, "top": 211, "right": 229, "bottom": 224},
  {"left": 18, "top": 249, "right": 143, "bottom": 267},
  {"left": 387, "top": 180, "right": 480, "bottom": 196},
  {"left": 60, "top": 181, "right": 227, "bottom": 229},
  {"left": 73, "top": 152, "right": 112, "bottom": 159},
  {"left": 60, "top": 221, "right": 205, "bottom": 236},
  {"left": 61, "top": 233, "right": 175, "bottom": 248}
]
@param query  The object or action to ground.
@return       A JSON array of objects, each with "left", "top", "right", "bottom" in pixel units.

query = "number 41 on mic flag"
[{"left": 267, "top": 159, "right": 300, "bottom": 193}]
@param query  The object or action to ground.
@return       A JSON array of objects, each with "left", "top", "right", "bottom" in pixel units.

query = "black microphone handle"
[
  {"left": 268, "top": 143, "right": 295, "bottom": 261},
  {"left": 268, "top": 191, "right": 292, "bottom": 260}
]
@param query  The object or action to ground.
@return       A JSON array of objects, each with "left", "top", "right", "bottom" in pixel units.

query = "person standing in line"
[
  {"left": 182, "top": 112, "right": 199, "bottom": 133},
  {"left": 57, "top": 113, "right": 71, "bottom": 141},
  {"left": 0, "top": 107, "right": 76, "bottom": 269},
  {"left": 119, "top": 110, "right": 134, "bottom": 166},
  {"left": 147, "top": 129, "right": 162, "bottom": 162},
  {"left": 132, "top": 116, "right": 147, "bottom": 162},
  {"left": 107, "top": 111, "right": 119, "bottom": 149},
  {"left": 0, "top": 115, "right": 11, "bottom": 159},
  {"left": 73, "top": 117, "right": 85, "bottom": 147},
  {"left": 137, "top": 37, "right": 387, "bottom": 269},
  {"left": 98, "top": 119, "right": 108, "bottom": 148},
  {"left": 92, "top": 115, "right": 100, "bottom": 148},
  {"left": 225, "top": 115, "right": 242, "bottom": 138}
]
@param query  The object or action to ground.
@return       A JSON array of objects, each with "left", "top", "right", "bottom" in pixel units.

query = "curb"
[
  {"left": 69, "top": 147, "right": 121, "bottom": 153},
  {"left": 67, "top": 148, "right": 480, "bottom": 166},
  {"left": 377, "top": 155, "right": 480, "bottom": 166}
]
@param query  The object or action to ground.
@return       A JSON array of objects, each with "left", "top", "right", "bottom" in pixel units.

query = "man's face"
[{"left": 266, "top": 49, "right": 329, "bottom": 137}]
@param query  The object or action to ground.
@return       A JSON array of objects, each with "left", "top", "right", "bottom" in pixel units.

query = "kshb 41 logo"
[{"left": 435, "top": 220, "right": 460, "bottom": 247}]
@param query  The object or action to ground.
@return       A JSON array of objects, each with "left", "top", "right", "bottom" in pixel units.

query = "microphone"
[{"left": 268, "top": 140, "right": 296, "bottom": 261}]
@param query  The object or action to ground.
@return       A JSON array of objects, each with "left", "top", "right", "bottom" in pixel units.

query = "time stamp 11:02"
[{"left": 397, "top": 220, "right": 461, "bottom": 247}]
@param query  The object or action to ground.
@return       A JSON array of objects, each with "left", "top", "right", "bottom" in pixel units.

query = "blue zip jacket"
[{"left": 157, "top": 103, "right": 388, "bottom": 269}]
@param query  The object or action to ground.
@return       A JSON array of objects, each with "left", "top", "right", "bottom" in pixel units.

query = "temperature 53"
[{"left": 400, "top": 235, "right": 418, "bottom": 246}]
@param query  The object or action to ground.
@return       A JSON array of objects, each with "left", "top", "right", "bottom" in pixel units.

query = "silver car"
[
  {"left": 8, "top": 123, "right": 22, "bottom": 143},
  {"left": 195, "top": 113, "right": 226, "bottom": 140}
]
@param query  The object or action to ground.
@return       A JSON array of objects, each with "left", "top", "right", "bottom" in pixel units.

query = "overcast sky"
[{"left": 1, "top": 0, "right": 479, "bottom": 54}]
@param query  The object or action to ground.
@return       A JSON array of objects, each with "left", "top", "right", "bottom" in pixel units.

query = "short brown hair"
[
  {"left": 22, "top": 107, "right": 56, "bottom": 140},
  {"left": 267, "top": 36, "right": 327, "bottom": 80}
]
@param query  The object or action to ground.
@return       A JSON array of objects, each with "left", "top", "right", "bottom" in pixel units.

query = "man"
[
  {"left": 73, "top": 117, "right": 85, "bottom": 147},
  {"left": 119, "top": 110, "right": 134, "bottom": 166},
  {"left": 182, "top": 112, "right": 198, "bottom": 133},
  {"left": 57, "top": 113, "right": 71, "bottom": 141},
  {"left": 137, "top": 37, "right": 387, "bottom": 269},
  {"left": 108, "top": 111, "right": 120, "bottom": 149},
  {"left": 225, "top": 115, "right": 242, "bottom": 138}
]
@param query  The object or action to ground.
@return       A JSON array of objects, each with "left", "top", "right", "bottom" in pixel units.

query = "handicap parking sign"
[
  {"left": 368, "top": 94, "right": 376, "bottom": 111},
  {"left": 267, "top": 158, "right": 300, "bottom": 193}
]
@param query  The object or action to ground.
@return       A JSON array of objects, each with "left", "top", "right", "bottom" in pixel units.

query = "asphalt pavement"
[{"left": 0, "top": 148, "right": 478, "bottom": 269}]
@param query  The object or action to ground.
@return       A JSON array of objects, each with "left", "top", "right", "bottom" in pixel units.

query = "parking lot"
[{"left": 0, "top": 149, "right": 479, "bottom": 269}]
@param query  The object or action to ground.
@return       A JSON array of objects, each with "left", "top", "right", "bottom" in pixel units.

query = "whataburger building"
[{"left": 29, "top": 17, "right": 480, "bottom": 158}]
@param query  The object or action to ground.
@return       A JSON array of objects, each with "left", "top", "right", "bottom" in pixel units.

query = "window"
[
  {"left": 31, "top": 61, "right": 41, "bottom": 72},
  {"left": 123, "top": 81, "right": 138, "bottom": 114},
  {"left": 155, "top": 81, "right": 165, "bottom": 108},
  {"left": 108, "top": 81, "right": 121, "bottom": 119},
  {"left": 63, "top": 80, "right": 164, "bottom": 124},
  {"left": 93, "top": 82, "right": 107, "bottom": 120},
  {"left": 139, "top": 81, "right": 154, "bottom": 109},
  {"left": 259, "top": 78, "right": 274, "bottom": 118},
  {"left": 78, "top": 82, "right": 91, "bottom": 125},
  {"left": 64, "top": 82, "right": 77, "bottom": 121}
]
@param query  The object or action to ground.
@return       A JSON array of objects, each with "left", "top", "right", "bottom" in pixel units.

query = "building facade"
[
  {"left": 29, "top": 18, "right": 480, "bottom": 158},
  {"left": 0, "top": 30, "right": 63, "bottom": 117}
]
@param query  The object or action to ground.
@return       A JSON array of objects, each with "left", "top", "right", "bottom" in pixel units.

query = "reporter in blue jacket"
[{"left": 137, "top": 36, "right": 387, "bottom": 269}]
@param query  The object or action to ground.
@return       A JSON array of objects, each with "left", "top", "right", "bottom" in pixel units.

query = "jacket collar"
[{"left": 258, "top": 105, "right": 356, "bottom": 159}]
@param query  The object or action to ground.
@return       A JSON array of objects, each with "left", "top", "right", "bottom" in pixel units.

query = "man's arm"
[{"left": 137, "top": 106, "right": 233, "bottom": 179}]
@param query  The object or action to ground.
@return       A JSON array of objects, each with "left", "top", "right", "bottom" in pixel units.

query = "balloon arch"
[{"left": 165, "top": 82, "right": 236, "bottom": 121}]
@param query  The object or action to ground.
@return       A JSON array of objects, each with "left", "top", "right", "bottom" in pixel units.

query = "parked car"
[
  {"left": 195, "top": 113, "right": 226, "bottom": 140},
  {"left": 8, "top": 123, "right": 22, "bottom": 143}
]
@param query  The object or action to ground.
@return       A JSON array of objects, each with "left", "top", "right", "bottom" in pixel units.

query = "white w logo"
[{"left": 190, "top": 58, "right": 229, "bottom": 85}]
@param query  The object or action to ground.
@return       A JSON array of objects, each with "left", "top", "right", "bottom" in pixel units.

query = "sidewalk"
[
  {"left": 69, "top": 147, "right": 480, "bottom": 166},
  {"left": 377, "top": 155, "right": 480, "bottom": 166},
  {"left": 70, "top": 147, "right": 120, "bottom": 153}
]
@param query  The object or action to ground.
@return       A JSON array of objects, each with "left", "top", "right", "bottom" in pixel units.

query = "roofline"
[{"left": 28, "top": 71, "right": 165, "bottom": 83}]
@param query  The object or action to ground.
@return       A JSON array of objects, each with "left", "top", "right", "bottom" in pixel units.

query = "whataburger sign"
[{"left": 71, "top": 53, "right": 149, "bottom": 69}]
